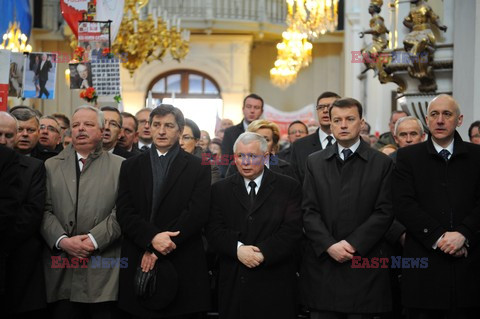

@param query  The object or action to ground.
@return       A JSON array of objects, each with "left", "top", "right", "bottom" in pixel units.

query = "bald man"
[{"left": 393, "top": 94, "right": 480, "bottom": 318}]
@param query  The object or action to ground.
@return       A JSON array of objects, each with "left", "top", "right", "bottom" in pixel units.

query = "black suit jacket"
[
  {"left": 117, "top": 148, "right": 211, "bottom": 317},
  {"left": 36, "top": 60, "right": 52, "bottom": 82},
  {"left": 113, "top": 145, "right": 137, "bottom": 159},
  {"left": 393, "top": 132, "right": 480, "bottom": 309},
  {"left": 220, "top": 121, "right": 245, "bottom": 176},
  {"left": 290, "top": 128, "right": 323, "bottom": 182},
  {"left": 207, "top": 168, "right": 302, "bottom": 319},
  {"left": 0, "top": 146, "right": 20, "bottom": 294},
  {"left": 7, "top": 155, "right": 46, "bottom": 313}
]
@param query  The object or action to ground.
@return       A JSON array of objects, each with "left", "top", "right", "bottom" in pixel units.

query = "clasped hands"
[
  {"left": 437, "top": 231, "right": 468, "bottom": 258},
  {"left": 59, "top": 234, "right": 95, "bottom": 259},
  {"left": 237, "top": 245, "right": 264, "bottom": 268},
  {"left": 139, "top": 231, "right": 180, "bottom": 272},
  {"left": 327, "top": 240, "right": 356, "bottom": 263}
]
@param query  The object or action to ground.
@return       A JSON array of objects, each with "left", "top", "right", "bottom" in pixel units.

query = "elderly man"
[
  {"left": 221, "top": 94, "right": 264, "bottom": 176},
  {"left": 76, "top": 63, "right": 91, "bottom": 89},
  {"left": 301, "top": 98, "right": 394, "bottom": 318},
  {"left": 38, "top": 116, "right": 62, "bottom": 152},
  {"left": 0, "top": 111, "right": 47, "bottom": 317},
  {"left": 393, "top": 94, "right": 480, "bottom": 319},
  {"left": 100, "top": 106, "right": 133, "bottom": 159},
  {"left": 390, "top": 116, "right": 426, "bottom": 162},
  {"left": 10, "top": 107, "right": 57, "bottom": 161},
  {"left": 207, "top": 132, "right": 302, "bottom": 319},
  {"left": 135, "top": 108, "right": 153, "bottom": 151},
  {"left": 41, "top": 105, "right": 124, "bottom": 319},
  {"left": 118, "top": 112, "right": 140, "bottom": 154},
  {"left": 374, "top": 110, "right": 408, "bottom": 149},
  {"left": 117, "top": 104, "right": 211, "bottom": 318}
]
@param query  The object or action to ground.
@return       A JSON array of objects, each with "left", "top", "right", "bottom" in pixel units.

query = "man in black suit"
[
  {"left": 290, "top": 91, "right": 340, "bottom": 182},
  {"left": 220, "top": 93, "right": 264, "bottom": 176},
  {"left": 118, "top": 112, "right": 141, "bottom": 154},
  {"left": 393, "top": 94, "right": 480, "bottom": 319},
  {"left": 0, "top": 111, "right": 47, "bottom": 318},
  {"left": 117, "top": 104, "right": 211, "bottom": 318},
  {"left": 278, "top": 120, "right": 308, "bottom": 163},
  {"left": 36, "top": 54, "right": 52, "bottom": 99},
  {"left": 300, "top": 98, "right": 394, "bottom": 318},
  {"left": 207, "top": 132, "right": 303, "bottom": 319},
  {"left": 100, "top": 106, "right": 135, "bottom": 159}
]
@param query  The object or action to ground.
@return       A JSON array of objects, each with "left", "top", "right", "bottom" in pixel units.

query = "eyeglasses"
[
  {"left": 39, "top": 124, "right": 59, "bottom": 133},
  {"left": 289, "top": 129, "right": 307, "bottom": 135},
  {"left": 181, "top": 135, "right": 195, "bottom": 141},
  {"left": 18, "top": 127, "right": 38, "bottom": 134},
  {"left": 316, "top": 104, "right": 332, "bottom": 111},
  {"left": 471, "top": 134, "right": 480, "bottom": 139}
]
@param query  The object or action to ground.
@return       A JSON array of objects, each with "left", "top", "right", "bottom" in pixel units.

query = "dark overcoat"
[
  {"left": 207, "top": 168, "right": 303, "bottom": 319},
  {"left": 300, "top": 140, "right": 393, "bottom": 313},
  {"left": 393, "top": 132, "right": 480, "bottom": 309},
  {"left": 117, "top": 148, "right": 211, "bottom": 317},
  {"left": 289, "top": 128, "right": 323, "bottom": 182}
]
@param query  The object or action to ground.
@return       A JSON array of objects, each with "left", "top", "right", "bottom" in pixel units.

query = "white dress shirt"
[{"left": 337, "top": 138, "right": 361, "bottom": 160}]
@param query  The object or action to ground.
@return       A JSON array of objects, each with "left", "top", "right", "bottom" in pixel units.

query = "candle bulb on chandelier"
[{"left": 134, "top": 20, "right": 138, "bottom": 33}]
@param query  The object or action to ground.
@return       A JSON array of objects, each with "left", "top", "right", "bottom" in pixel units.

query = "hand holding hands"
[
  {"left": 59, "top": 234, "right": 95, "bottom": 258},
  {"left": 327, "top": 240, "right": 356, "bottom": 263},
  {"left": 237, "top": 245, "right": 264, "bottom": 268},
  {"left": 141, "top": 251, "right": 158, "bottom": 272},
  {"left": 438, "top": 232, "right": 466, "bottom": 255},
  {"left": 151, "top": 231, "right": 180, "bottom": 255}
]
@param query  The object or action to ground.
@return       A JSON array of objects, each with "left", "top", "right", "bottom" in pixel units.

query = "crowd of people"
[{"left": 0, "top": 91, "right": 480, "bottom": 319}]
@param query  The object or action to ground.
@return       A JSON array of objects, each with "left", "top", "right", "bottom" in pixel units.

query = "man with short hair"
[
  {"left": 100, "top": 106, "right": 133, "bottom": 159},
  {"left": 278, "top": 120, "right": 308, "bottom": 162},
  {"left": 290, "top": 91, "right": 340, "bottom": 181},
  {"left": 301, "top": 98, "right": 394, "bottom": 318},
  {"left": 207, "top": 132, "right": 303, "bottom": 319},
  {"left": 221, "top": 94, "right": 264, "bottom": 176},
  {"left": 38, "top": 116, "right": 62, "bottom": 151},
  {"left": 118, "top": 112, "right": 140, "bottom": 154},
  {"left": 10, "top": 107, "right": 57, "bottom": 161},
  {"left": 52, "top": 113, "right": 70, "bottom": 137},
  {"left": 62, "top": 128, "right": 72, "bottom": 149},
  {"left": 135, "top": 108, "right": 152, "bottom": 151},
  {"left": 41, "top": 105, "right": 124, "bottom": 319},
  {"left": 467, "top": 120, "right": 480, "bottom": 145},
  {"left": 390, "top": 116, "right": 426, "bottom": 162},
  {"left": 0, "top": 111, "right": 48, "bottom": 317},
  {"left": 374, "top": 110, "right": 408, "bottom": 149},
  {"left": 393, "top": 94, "right": 480, "bottom": 318},
  {"left": 117, "top": 104, "right": 211, "bottom": 318}
]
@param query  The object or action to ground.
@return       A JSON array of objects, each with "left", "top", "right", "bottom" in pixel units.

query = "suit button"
[
  {"left": 423, "top": 228, "right": 428, "bottom": 233},
  {"left": 69, "top": 221, "right": 73, "bottom": 226}
]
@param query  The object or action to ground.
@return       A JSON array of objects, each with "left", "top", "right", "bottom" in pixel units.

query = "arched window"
[{"left": 147, "top": 69, "right": 221, "bottom": 100}]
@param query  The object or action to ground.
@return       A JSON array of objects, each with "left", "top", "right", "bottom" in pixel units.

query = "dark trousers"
[
  {"left": 311, "top": 311, "right": 384, "bottom": 319},
  {"left": 49, "top": 300, "right": 120, "bottom": 319},
  {"left": 407, "top": 308, "right": 479, "bottom": 319},
  {"left": 38, "top": 79, "right": 49, "bottom": 98}
]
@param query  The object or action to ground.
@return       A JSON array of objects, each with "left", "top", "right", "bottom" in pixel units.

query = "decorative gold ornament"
[
  {"left": 0, "top": 22, "right": 32, "bottom": 53},
  {"left": 112, "top": 0, "right": 190, "bottom": 76},
  {"left": 286, "top": 0, "right": 339, "bottom": 40}
]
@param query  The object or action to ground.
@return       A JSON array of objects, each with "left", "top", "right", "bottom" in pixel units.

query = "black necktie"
[
  {"left": 439, "top": 149, "right": 450, "bottom": 161},
  {"left": 141, "top": 145, "right": 149, "bottom": 151},
  {"left": 248, "top": 181, "right": 257, "bottom": 207},
  {"left": 342, "top": 148, "right": 353, "bottom": 161},
  {"left": 326, "top": 135, "right": 334, "bottom": 147}
]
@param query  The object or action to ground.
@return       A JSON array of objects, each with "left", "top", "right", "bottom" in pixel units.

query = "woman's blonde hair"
[{"left": 247, "top": 119, "right": 280, "bottom": 153}]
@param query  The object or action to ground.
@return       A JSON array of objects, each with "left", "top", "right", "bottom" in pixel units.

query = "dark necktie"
[
  {"left": 326, "top": 135, "right": 334, "bottom": 147},
  {"left": 342, "top": 148, "right": 353, "bottom": 161},
  {"left": 141, "top": 145, "right": 150, "bottom": 151},
  {"left": 248, "top": 180, "right": 257, "bottom": 207},
  {"left": 439, "top": 149, "right": 450, "bottom": 161},
  {"left": 79, "top": 158, "right": 86, "bottom": 172}
]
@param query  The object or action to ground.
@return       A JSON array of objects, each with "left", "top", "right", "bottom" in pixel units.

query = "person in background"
[
  {"left": 209, "top": 137, "right": 222, "bottom": 160},
  {"left": 278, "top": 120, "right": 308, "bottom": 162},
  {"left": 62, "top": 128, "right": 72, "bottom": 149},
  {"left": 467, "top": 120, "right": 480, "bottom": 145},
  {"left": 215, "top": 119, "right": 234, "bottom": 140},
  {"left": 100, "top": 106, "right": 134, "bottom": 159},
  {"left": 38, "top": 116, "right": 62, "bottom": 152},
  {"left": 374, "top": 110, "right": 408, "bottom": 149},
  {"left": 52, "top": 113, "right": 70, "bottom": 138},
  {"left": 118, "top": 112, "right": 140, "bottom": 154},
  {"left": 198, "top": 130, "right": 211, "bottom": 152},
  {"left": 379, "top": 143, "right": 397, "bottom": 156},
  {"left": 135, "top": 108, "right": 153, "bottom": 151}
]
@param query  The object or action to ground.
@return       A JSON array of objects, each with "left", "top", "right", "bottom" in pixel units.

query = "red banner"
[{"left": 0, "top": 84, "right": 9, "bottom": 111}]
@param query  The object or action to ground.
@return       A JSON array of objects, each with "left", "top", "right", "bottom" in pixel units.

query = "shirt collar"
[
  {"left": 244, "top": 170, "right": 264, "bottom": 194},
  {"left": 337, "top": 138, "right": 361, "bottom": 159},
  {"left": 318, "top": 128, "right": 335, "bottom": 146},
  {"left": 432, "top": 138, "right": 454, "bottom": 156},
  {"left": 76, "top": 152, "right": 88, "bottom": 161},
  {"left": 156, "top": 148, "right": 169, "bottom": 157},
  {"left": 243, "top": 119, "right": 249, "bottom": 131},
  {"left": 138, "top": 141, "right": 151, "bottom": 149}
]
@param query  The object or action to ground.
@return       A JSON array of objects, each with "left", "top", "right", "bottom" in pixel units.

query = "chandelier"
[
  {"left": 270, "top": 0, "right": 338, "bottom": 88},
  {"left": 0, "top": 22, "right": 32, "bottom": 52},
  {"left": 112, "top": 0, "right": 190, "bottom": 76}
]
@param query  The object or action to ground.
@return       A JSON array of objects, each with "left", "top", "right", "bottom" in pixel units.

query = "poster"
[
  {"left": 78, "top": 21, "right": 111, "bottom": 61},
  {"left": 91, "top": 58, "right": 120, "bottom": 96},
  {"left": 22, "top": 52, "right": 58, "bottom": 99},
  {"left": 69, "top": 62, "right": 93, "bottom": 89},
  {"left": 8, "top": 52, "right": 25, "bottom": 98},
  {"left": 0, "top": 50, "right": 11, "bottom": 111},
  {"left": 263, "top": 104, "right": 317, "bottom": 136}
]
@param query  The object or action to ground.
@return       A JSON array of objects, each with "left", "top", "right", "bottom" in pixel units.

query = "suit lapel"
[
  {"left": 157, "top": 151, "right": 188, "bottom": 206},
  {"left": 232, "top": 173, "right": 250, "bottom": 212},
  {"left": 59, "top": 149, "right": 77, "bottom": 204},
  {"left": 249, "top": 168, "right": 275, "bottom": 216},
  {"left": 139, "top": 152, "right": 153, "bottom": 213}
]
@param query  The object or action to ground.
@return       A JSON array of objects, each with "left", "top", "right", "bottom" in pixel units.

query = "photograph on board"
[{"left": 22, "top": 52, "right": 57, "bottom": 99}]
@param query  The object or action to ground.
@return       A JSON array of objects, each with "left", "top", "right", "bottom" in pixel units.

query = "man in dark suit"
[
  {"left": 117, "top": 104, "right": 211, "bottom": 318},
  {"left": 220, "top": 93, "right": 264, "bottom": 176},
  {"left": 207, "top": 132, "right": 303, "bottom": 319},
  {"left": 100, "top": 106, "right": 135, "bottom": 159},
  {"left": 393, "top": 94, "right": 480, "bottom": 319},
  {"left": 118, "top": 112, "right": 141, "bottom": 155},
  {"left": 301, "top": 98, "right": 394, "bottom": 318},
  {"left": 278, "top": 120, "right": 308, "bottom": 163},
  {"left": 290, "top": 91, "right": 340, "bottom": 182},
  {"left": 0, "top": 111, "right": 47, "bottom": 318},
  {"left": 36, "top": 54, "right": 52, "bottom": 99}
]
